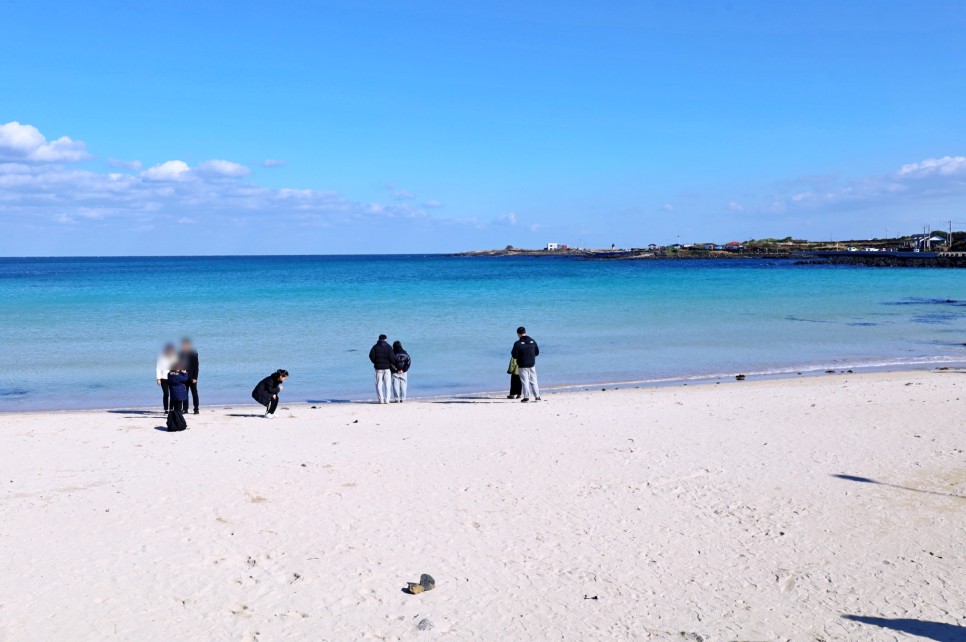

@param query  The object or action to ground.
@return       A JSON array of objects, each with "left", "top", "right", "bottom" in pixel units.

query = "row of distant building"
[
  {"left": 544, "top": 242, "right": 747, "bottom": 252},
  {"left": 545, "top": 233, "right": 953, "bottom": 253}
]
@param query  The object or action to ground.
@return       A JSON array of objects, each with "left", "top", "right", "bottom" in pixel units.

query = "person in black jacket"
[
  {"left": 369, "top": 334, "right": 394, "bottom": 404},
  {"left": 390, "top": 340, "right": 411, "bottom": 403},
  {"left": 179, "top": 337, "right": 200, "bottom": 414},
  {"left": 167, "top": 364, "right": 190, "bottom": 414},
  {"left": 252, "top": 369, "right": 289, "bottom": 418},
  {"left": 511, "top": 326, "right": 541, "bottom": 402}
]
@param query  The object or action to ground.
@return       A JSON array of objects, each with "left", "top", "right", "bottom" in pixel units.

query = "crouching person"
[{"left": 252, "top": 369, "right": 289, "bottom": 419}]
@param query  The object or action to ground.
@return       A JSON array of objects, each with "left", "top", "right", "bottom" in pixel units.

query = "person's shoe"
[
  {"left": 535, "top": 397, "right": 542, "bottom": 402},
  {"left": 265, "top": 413, "right": 275, "bottom": 419},
  {"left": 506, "top": 394, "right": 515, "bottom": 399},
  {"left": 521, "top": 398, "right": 529, "bottom": 403},
  {"left": 193, "top": 408, "right": 199, "bottom": 415}
]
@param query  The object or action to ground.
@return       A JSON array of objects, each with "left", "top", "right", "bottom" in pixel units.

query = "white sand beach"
[{"left": 1, "top": 371, "right": 964, "bottom": 641}]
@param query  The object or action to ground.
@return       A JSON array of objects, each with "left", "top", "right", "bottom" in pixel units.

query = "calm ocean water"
[{"left": 1, "top": 255, "right": 965, "bottom": 411}]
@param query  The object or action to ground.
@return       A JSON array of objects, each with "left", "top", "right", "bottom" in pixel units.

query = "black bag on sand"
[{"left": 166, "top": 409, "right": 187, "bottom": 432}]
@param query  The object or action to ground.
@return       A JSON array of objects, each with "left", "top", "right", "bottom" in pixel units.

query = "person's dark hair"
[
  {"left": 274, "top": 369, "right": 289, "bottom": 379},
  {"left": 181, "top": 337, "right": 192, "bottom": 345},
  {"left": 392, "top": 340, "right": 403, "bottom": 352},
  {"left": 378, "top": 334, "right": 387, "bottom": 341},
  {"left": 164, "top": 342, "right": 176, "bottom": 353},
  {"left": 516, "top": 326, "right": 526, "bottom": 335}
]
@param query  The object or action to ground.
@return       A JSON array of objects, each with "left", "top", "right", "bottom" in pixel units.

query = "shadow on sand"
[
  {"left": 843, "top": 615, "right": 966, "bottom": 641},
  {"left": 832, "top": 474, "right": 966, "bottom": 500},
  {"left": 106, "top": 409, "right": 161, "bottom": 416}
]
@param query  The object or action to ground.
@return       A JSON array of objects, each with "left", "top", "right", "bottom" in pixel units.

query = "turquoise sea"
[{"left": 1, "top": 255, "right": 965, "bottom": 411}]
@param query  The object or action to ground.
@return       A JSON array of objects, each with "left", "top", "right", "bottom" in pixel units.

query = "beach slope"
[{"left": 1, "top": 372, "right": 964, "bottom": 640}]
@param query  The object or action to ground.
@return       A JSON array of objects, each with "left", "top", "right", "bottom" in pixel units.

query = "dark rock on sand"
[
  {"left": 420, "top": 574, "right": 436, "bottom": 591},
  {"left": 417, "top": 618, "right": 434, "bottom": 631}
]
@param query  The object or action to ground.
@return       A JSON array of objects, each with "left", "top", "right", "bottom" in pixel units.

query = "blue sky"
[{"left": 2, "top": 0, "right": 966, "bottom": 255}]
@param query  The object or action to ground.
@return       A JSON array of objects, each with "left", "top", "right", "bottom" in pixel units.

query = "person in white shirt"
[{"left": 155, "top": 343, "right": 179, "bottom": 412}]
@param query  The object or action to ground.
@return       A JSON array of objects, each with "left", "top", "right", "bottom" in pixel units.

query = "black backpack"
[{"left": 166, "top": 409, "right": 187, "bottom": 432}]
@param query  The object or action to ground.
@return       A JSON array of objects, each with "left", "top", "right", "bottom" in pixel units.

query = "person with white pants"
[
  {"left": 369, "top": 334, "right": 395, "bottom": 404},
  {"left": 518, "top": 365, "right": 539, "bottom": 401},
  {"left": 391, "top": 340, "right": 411, "bottom": 402},
  {"left": 511, "top": 326, "right": 541, "bottom": 402},
  {"left": 374, "top": 368, "right": 392, "bottom": 403}
]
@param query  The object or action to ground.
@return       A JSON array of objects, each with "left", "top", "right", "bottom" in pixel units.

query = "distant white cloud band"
[
  {"left": 0, "top": 121, "right": 443, "bottom": 228},
  {"left": 734, "top": 155, "right": 966, "bottom": 215}
]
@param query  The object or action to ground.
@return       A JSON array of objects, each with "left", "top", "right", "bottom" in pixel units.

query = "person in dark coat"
[
  {"left": 179, "top": 337, "right": 200, "bottom": 414},
  {"left": 167, "top": 364, "right": 190, "bottom": 414},
  {"left": 511, "top": 326, "right": 541, "bottom": 402},
  {"left": 252, "top": 369, "right": 289, "bottom": 418},
  {"left": 390, "top": 340, "right": 411, "bottom": 403},
  {"left": 369, "top": 334, "right": 395, "bottom": 404}
]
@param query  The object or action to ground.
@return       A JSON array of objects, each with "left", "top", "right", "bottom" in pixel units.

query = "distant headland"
[{"left": 453, "top": 233, "right": 966, "bottom": 267}]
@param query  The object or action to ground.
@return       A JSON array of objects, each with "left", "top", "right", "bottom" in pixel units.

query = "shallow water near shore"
[{"left": 2, "top": 255, "right": 966, "bottom": 411}]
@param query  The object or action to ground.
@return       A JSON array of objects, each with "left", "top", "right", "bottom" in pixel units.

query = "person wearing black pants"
[
  {"left": 507, "top": 357, "right": 522, "bottom": 399},
  {"left": 180, "top": 338, "right": 200, "bottom": 414},
  {"left": 167, "top": 366, "right": 190, "bottom": 414},
  {"left": 252, "top": 369, "right": 289, "bottom": 419},
  {"left": 156, "top": 343, "right": 178, "bottom": 412}
]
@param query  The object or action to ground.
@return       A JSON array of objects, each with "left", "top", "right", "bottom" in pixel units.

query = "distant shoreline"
[
  {"left": 5, "top": 358, "right": 963, "bottom": 414},
  {"left": 451, "top": 248, "right": 966, "bottom": 267}
]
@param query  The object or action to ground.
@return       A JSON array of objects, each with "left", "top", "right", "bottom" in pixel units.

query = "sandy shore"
[{"left": 1, "top": 371, "right": 964, "bottom": 641}]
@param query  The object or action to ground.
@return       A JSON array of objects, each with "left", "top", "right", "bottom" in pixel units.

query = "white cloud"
[
  {"left": 108, "top": 158, "right": 142, "bottom": 171},
  {"left": 0, "top": 121, "right": 90, "bottom": 163},
  {"left": 497, "top": 212, "right": 518, "bottom": 225},
  {"left": 263, "top": 158, "right": 286, "bottom": 168},
  {"left": 141, "top": 160, "right": 192, "bottom": 181},
  {"left": 195, "top": 159, "right": 251, "bottom": 178},
  {"left": 728, "top": 200, "right": 744, "bottom": 211},
  {"left": 898, "top": 155, "right": 966, "bottom": 178},
  {"left": 393, "top": 189, "right": 415, "bottom": 200},
  {"left": 423, "top": 199, "right": 443, "bottom": 208},
  {"left": 661, "top": 203, "right": 674, "bottom": 212}
]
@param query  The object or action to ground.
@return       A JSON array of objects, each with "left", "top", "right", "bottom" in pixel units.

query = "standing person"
[
  {"left": 179, "top": 337, "right": 200, "bottom": 414},
  {"left": 511, "top": 326, "right": 541, "bottom": 402},
  {"left": 391, "top": 340, "right": 411, "bottom": 403},
  {"left": 507, "top": 356, "right": 522, "bottom": 399},
  {"left": 167, "top": 363, "right": 190, "bottom": 414},
  {"left": 251, "top": 369, "right": 289, "bottom": 419},
  {"left": 369, "top": 334, "right": 395, "bottom": 404},
  {"left": 155, "top": 343, "right": 178, "bottom": 412}
]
